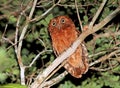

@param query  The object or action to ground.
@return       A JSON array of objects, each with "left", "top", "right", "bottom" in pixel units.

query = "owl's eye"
[
  {"left": 61, "top": 18, "right": 65, "bottom": 23},
  {"left": 52, "top": 21, "right": 56, "bottom": 26}
]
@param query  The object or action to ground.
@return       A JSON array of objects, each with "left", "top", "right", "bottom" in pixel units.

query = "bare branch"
[
  {"left": 90, "top": 64, "right": 118, "bottom": 71},
  {"left": 17, "top": 0, "right": 37, "bottom": 58},
  {"left": 89, "top": 49, "right": 120, "bottom": 66},
  {"left": 94, "top": 31, "right": 120, "bottom": 39},
  {"left": 15, "top": 0, "right": 38, "bottom": 85},
  {"left": 2, "top": 24, "right": 14, "bottom": 45},
  {"left": 14, "top": 15, "right": 21, "bottom": 54},
  {"left": 75, "top": 0, "right": 83, "bottom": 31},
  {"left": 89, "top": 0, "right": 107, "bottom": 29},
  {"left": 31, "top": 0, "right": 61, "bottom": 22},
  {"left": 27, "top": 50, "right": 52, "bottom": 68},
  {"left": 41, "top": 71, "right": 68, "bottom": 88}
]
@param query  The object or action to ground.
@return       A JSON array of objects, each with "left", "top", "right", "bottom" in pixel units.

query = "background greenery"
[{"left": 0, "top": 0, "right": 120, "bottom": 88}]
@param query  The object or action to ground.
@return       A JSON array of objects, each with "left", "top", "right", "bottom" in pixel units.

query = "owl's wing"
[
  {"left": 64, "top": 42, "right": 89, "bottom": 78},
  {"left": 81, "top": 43, "right": 89, "bottom": 73}
]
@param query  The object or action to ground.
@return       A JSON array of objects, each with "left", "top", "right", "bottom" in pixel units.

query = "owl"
[{"left": 48, "top": 16, "right": 89, "bottom": 78}]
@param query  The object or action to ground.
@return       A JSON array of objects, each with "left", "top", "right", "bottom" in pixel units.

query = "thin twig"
[
  {"left": 75, "top": 0, "right": 83, "bottom": 31},
  {"left": 95, "top": 31, "right": 120, "bottom": 39},
  {"left": 2, "top": 24, "right": 14, "bottom": 45},
  {"left": 31, "top": 0, "right": 61, "bottom": 22},
  {"left": 89, "top": 0, "right": 107, "bottom": 29},
  {"left": 38, "top": 38, "right": 47, "bottom": 49},
  {"left": 27, "top": 50, "right": 52, "bottom": 68},
  {"left": 89, "top": 49, "right": 120, "bottom": 66},
  {"left": 89, "top": 51, "right": 107, "bottom": 58},
  {"left": 90, "top": 63, "right": 118, "bottom": 71}
]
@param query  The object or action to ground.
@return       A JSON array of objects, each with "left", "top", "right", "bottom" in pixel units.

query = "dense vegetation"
[{"left": 0, "top": 0, "right": 120, "bottom": 88}]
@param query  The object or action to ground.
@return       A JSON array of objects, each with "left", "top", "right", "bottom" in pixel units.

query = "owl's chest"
[{"left": 51, "top": 29, "right": 78, "bottom": 54}]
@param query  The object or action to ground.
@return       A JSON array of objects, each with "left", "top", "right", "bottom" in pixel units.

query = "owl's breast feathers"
[{"left": 51, "top": 26, "right": 78, "bottom": 54}]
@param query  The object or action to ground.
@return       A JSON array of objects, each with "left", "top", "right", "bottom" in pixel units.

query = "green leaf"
[
  {"left": 39, "top": 14, "right": 53, "bottom": 27},
  {"left": 0, "top": 73, "right": 8, "bottom": 83},
  {"left": 90, "top": 8, "right": 97, "bottom": 13},
  {"left": 96, "top": 38, "right": 101, "bottom": 44},
  {"left": 45, "top": 14, "right": 53, "bottom": 24},
  {"left": 83, "top": 15, "right": 88, "bottom": 23},
  {"left": 40, "top": 20, "right": 48, "bottom": 27},
  {"left": 8, "top": 15, "right": 17, "bottom": 24},
  {"left": 0, "top": 47, "right": 16, "bottom": 72}
]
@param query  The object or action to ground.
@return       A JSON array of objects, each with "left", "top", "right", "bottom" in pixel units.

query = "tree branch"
[
  {"left": 89, "top": 49, "right": 120, "bottom": 66},
  {"left": 89, "top": 0, "right": 107, "bottom": 29},
  {"left": 31, "top": 0, "right": 61, "bottom": 22},
  {"left": 15, "top": 0, "right": 38, "bottom": 85},
  {"left": 75, "top": 0, "right": 83, "bottom": 31},
  {"left": 30, "top": 6, "right": 120, "bottom": 88},
  {"left": 41, "top": 71, "right": 68, "bottom": 88}
]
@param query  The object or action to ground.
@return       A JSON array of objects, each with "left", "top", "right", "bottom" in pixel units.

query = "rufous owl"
[{"left": 48, "top": 16, "right": 89, "bottom": 78}]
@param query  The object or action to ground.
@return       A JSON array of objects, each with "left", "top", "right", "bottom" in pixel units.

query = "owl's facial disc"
[{"left": 56, "top": 17, "right": 66, "bottom": 30}]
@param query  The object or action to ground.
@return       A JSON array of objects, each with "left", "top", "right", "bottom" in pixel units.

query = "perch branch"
[
  {"left": 30, "top": 6, "right": 120, "bottom": 88},
  {"left": 42, "top": 43, "right": 120, "bottom": 87},
  {"left": 41, "top": 48, "right": 120, "bottom": 87},
  {"left": 41, "top": 71, "right": 68, "bottom": 88}
]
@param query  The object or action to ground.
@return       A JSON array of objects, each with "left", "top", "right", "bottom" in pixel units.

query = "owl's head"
[{"left": 48, "top": 16, "right": 76, "bottom": 33}]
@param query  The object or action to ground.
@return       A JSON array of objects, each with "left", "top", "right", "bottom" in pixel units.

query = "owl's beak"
[{"left": 58, "top": 25, "right": 61, "bottom": 30}]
